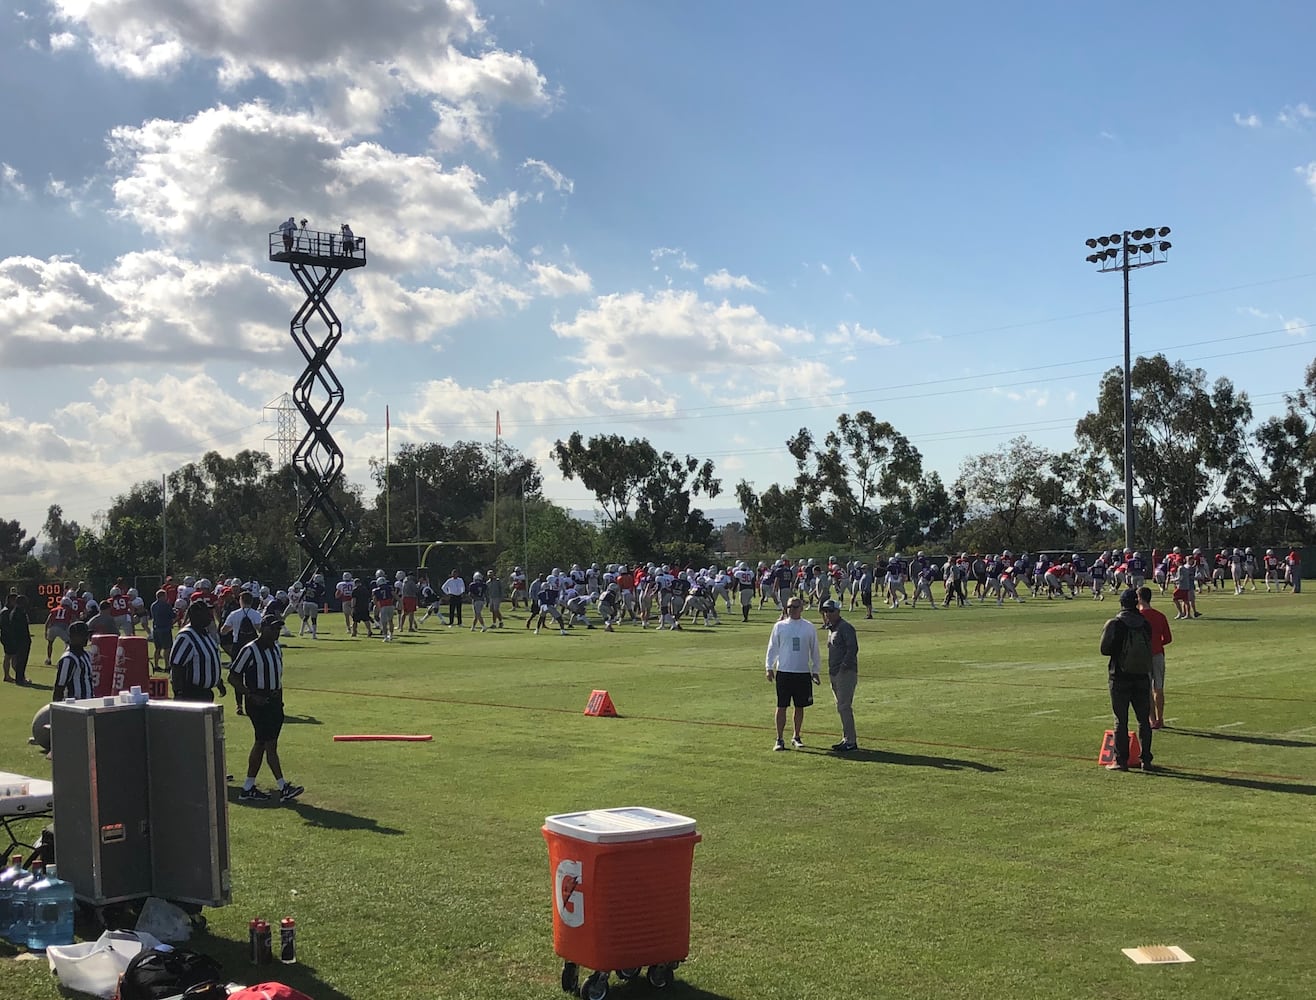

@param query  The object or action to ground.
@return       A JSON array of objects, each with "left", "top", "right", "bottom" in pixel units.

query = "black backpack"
[
  {"left": 236, "top": 611, "right": 260, "bottom": 647},
  {"left": 1119, "top": 619, "right": 1154, "bottom": 675},
  {"left": 118, "top": 946, "right": 224, "bottom": 1000}
]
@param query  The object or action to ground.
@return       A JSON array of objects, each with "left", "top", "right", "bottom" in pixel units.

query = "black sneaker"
[
  {"left": 831, "top": 741, "right": 858, "bottom": 752},
  {"left": 1139, "top": 762, "right": 1157, "bottom": 773},
  {"left": 773, "top": 738, "right": 786, "bottom": 752},
  {"left": 239, "top": 786, "right": 271, "bottom": 802},
  {"left": 279, "top": 783, "right": 305, "bottom": 802},
  {"left": 791, "top": 736, "right": 804, "bottom": 749}
]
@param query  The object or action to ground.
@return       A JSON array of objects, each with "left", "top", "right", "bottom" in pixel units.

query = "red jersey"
[
  {"left": 46, "top": 606, "right": 74, "bottom": 627},
  {"left": 108, "top": 594, "right": 131, "bottom": 616},
  {"left": 1139, "top": 605, "right": 1173, "bottom": 656}
]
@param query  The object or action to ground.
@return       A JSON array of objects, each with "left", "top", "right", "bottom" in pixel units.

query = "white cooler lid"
[{"left": 544, "top": 806, "right": 697, "bottom": 843}]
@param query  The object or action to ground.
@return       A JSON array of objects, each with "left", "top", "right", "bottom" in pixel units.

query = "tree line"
[{"left": 2, "top": 352, "right": 1311, "bottom": 586}]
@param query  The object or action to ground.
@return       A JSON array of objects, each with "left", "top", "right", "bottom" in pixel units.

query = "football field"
[{"left": 1, "top": 589, "right": 1311, "bottom": 1000}]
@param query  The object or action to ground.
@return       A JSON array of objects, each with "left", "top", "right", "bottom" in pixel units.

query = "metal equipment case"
[
  {"left": 50, "top": 699, "right": 153, "bottom": 906},
  {"left": 146, "top": 701, "right": 231, "bottom": 906},
  {"left": 50, "top": 697, "right": 231, "bottom": 909}
]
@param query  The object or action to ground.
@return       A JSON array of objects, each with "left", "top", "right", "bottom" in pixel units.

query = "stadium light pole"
[{"left": 1084, "top": 227, "right": 1172, "bottom": 554}]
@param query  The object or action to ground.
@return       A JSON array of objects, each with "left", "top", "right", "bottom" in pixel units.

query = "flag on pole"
[
  {"left": 386, "top": 405, "right": 390, "bottom": 431},
  {"left": 496, "top": 410, "right": 501, "bottom": 437}
]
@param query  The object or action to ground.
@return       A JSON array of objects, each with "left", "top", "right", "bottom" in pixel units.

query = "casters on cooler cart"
[{"left": 561, "top": 960, "right": 682, "bottom": 996}]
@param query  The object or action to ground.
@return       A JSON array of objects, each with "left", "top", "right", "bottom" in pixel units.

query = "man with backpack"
[
  {"left": 1098, "top": 589, "right": 1156, "bottom": 772},
  {"left": 220, "top": 591, "right": 262, "bottom": 715}
]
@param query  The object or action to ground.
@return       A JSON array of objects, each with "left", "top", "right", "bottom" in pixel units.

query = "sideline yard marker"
[
  {"left": 333, "top": 734, "right": 434, "bottom": 742},
  {"left": 1097, "top": 729, "right": 1141, "bottom": 766},
  {"left": 1122, "top": 944, "right": 1194, "bottom": 964},
  {"left": 583, "top": 690, "right": 619, "bottom": 717}
]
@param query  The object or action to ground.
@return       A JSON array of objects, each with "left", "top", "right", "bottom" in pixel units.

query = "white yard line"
[
  {"left": 1215, "top": 722, "right": 1246, "bottom": 730},
  {"left": 1028, "top": 709, "right": 1061, "bottom": 716}
]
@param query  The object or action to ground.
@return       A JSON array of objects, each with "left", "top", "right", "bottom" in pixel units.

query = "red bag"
[{"left": 228, "top": 986, "right": 315, "bottom": 1000}]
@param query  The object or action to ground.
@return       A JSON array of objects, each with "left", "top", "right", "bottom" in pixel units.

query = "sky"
[{"left": 3, "top": 1, "right": 1316, "bottom": 540}]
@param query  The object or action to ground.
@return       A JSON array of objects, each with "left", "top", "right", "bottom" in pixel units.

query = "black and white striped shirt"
[
  {"left": 169, "top": 626, "right": 223, "bottom": 689},
  {"left": 231, "top": 640, "right": 283, "bottom": 692},
  {"left": 54, "top": 648, "right": 94, "bottom": 700}
]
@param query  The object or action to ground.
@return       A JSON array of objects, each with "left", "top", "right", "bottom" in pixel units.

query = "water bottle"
[
  {"left": 0, "top": 856, "right": 27, "bottom": 937},
  {"left": 25, "top": 864, "right": 75, "bottom": 951},
  {"left": 4, "top": 862, "right": 43, "bottom": 944},
  {"left": 279, "top": 917, "right": 296, "bottom": 964}
]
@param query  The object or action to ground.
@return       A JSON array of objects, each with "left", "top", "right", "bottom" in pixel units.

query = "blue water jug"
[
  {"left": 25, "top": 864, "right": 75, "bottom": 951},
  {"left": 4, "top": 862, "right": 44, "bottom": 944},
  {"left": 0, "top": 855, "right": 27, "bottom": 928}
]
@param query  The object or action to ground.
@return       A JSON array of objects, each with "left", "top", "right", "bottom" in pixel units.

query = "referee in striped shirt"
[
  {"left": 53, "top": 621, "right": 94, "bottom": 702},
  {"left": 169, "top": 601, "right": 226, "bottom": 702},
  {"left": 230, "top": 612, "right": 303, "bottom": 803}
]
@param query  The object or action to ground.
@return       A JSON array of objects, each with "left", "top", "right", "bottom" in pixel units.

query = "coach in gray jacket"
[{"left": 820, "top": 599, "right": 859, "bottom": 752}]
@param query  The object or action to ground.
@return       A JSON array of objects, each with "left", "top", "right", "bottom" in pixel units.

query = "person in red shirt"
[
  {"left": 43, "top": 597, "right": 77, "bottom": 665},
  {"left": 1137, "top": 587, "right": 1174, "bottom": 729}
]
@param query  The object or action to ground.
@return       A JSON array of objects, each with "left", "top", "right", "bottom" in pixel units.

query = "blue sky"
[{"left": 2, "top": 0, "right": 1315, "bottom": 536}]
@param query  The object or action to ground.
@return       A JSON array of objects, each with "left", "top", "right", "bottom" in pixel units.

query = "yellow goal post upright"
[{"left": 383, "top": 405, "right": 499, "bottom": 570}]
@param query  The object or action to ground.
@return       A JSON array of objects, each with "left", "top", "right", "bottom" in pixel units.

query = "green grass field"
[{"left": 1, "top": 588, "right": 1312, "bottom": 1000}]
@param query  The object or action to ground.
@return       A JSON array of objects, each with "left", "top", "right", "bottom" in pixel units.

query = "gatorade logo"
[{"left": 554, "top": 859, "right": 584, "bottom": 927}]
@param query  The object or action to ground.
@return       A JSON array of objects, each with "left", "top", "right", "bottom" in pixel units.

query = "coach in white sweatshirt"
[{"left": 764, "top": 596, "right": 821, "bottom": 751}]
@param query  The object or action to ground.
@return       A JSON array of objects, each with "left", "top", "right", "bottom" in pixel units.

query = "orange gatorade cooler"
[{"left": 543, "top": 806, "right": 700, "bottom": 998}]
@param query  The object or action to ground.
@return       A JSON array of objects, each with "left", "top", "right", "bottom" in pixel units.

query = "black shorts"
[
  {"left": 247, "top": 694, "right": 285, "bottom": 742},
  {"left": 774, "top": 671, "right": 814, "bottom": 709}
]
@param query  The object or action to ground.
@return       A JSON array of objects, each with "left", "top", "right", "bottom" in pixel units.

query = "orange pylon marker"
[
  {"left": 583, "top": 689, "right": 619, "bottom": 717},
  {"left": 1098, "top": 729, "right": 1141, "bottom": 766}
]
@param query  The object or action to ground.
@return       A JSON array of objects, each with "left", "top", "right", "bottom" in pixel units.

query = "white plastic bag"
[
  {"left": 135, "top": 896, "right": 194, "bottom": 943},
  {"left": 47, "top": 929, "right": 163, "bottom": 998}
]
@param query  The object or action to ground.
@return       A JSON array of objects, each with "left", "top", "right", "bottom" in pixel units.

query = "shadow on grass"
[
  {"left": 1147, "top": 767, "right": 1315, "bottom": 796},
  {"left": 283, "top": 714, "right": 323, "bottom": 725},
  {"left": 817, "top": 747, "right": 1004, "bottom": 772},
  {"left": 1168, "top": 726, "right": 1316, "bottom": 748},
  {"left": 192, "top": 930, "right": 355, "bottom": 1000},
  {"left": 225, "top": 788, "right": 404, "bottom": 835}
]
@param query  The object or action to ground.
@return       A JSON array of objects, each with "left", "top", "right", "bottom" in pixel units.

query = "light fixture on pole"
[{"left": 1083, "top": 227, "right": 1172, "bottom": 553}]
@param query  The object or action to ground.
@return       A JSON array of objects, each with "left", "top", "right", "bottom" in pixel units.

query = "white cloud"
[
  {"left": 990, "top": 386, "right": 1051, "bottom": 407},
  {"left": 651, "top": 247, "right": 698, "bottom": 272},
  {"left": 1, "top": 163, "right": 27, "bottom": 197},
  {"left": 1233, "top": 112, "right": 1261, "bottom": 128},
  {"left": 1297, "top": 162, "right": 1316, "bottom": 197},
  {"left": 50, "top": 0, "right": 549, "bottom": 137},
  {"left": 552, "top": 289, "right": 813, "bottom": 378},
  {"left": 528, "top": 261, "right": 592, "bottom": 297},
  {"left": 0, "top": 372, "right": 268, "bottom": 526},
  {"left": 823, "top": 322, "right": 897, "bottom": 348},
  {"left": 430, "top": 100, "right": 495, "bottom": 155},
  {"left": 0, "top": 252, "right": 294, "bottom": 369},
  {"left": 107, "top": 103, "right": 519, "bottom": 267},
  {"left": 1240, "top": 305, "right": 1311, "bottom": 338},
  {"left": 522, "top": 158, "right": 574, "bottom": 194},
  {"left": 49, "top": 31, "right": 79, "bottom": 51},
  {"left": 819, "top": 262, "right": 831, "bottom": 276},
  {"left": 848, "top": 253, "right": 862, "bottom": 273},
  {"left": 1278, "top": 103, "right": 1316, "bottom": 127},
  {"left": 703, "top": 269, "right": 763, "bottom": 293}
]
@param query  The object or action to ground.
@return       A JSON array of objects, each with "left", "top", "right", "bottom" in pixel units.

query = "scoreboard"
[
  {"left": 0, "top": 580, "right": 66, "bottom": 613},
  {"left": 36, "top": 582, "right": 64, "bottom": 612}
]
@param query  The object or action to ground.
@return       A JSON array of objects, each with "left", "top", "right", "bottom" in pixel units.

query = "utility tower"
[
  {"left": 268, "top": 223, "right": 367, "bottom": 582},
  {"left": 262, "top": 392, "right": 298, "bottom": 472}
]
